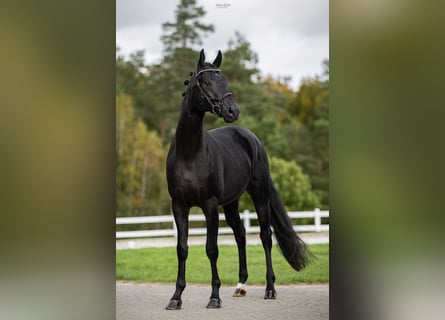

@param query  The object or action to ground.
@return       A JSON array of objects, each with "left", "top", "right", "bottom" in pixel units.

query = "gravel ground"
[{"left": 116, "top": 282, "right": 329, "bottom": 320}]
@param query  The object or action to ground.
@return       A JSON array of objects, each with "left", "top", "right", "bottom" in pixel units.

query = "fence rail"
[{"left": 116, "top": 209, "right": 329, "bottom": 239}]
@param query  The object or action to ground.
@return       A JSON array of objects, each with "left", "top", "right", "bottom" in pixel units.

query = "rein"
[{"left": 195, "top": 68, "right": 233, "bottom": 116}]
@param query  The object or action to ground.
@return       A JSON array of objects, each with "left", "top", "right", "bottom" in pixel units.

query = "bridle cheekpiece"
[{"left": 195, "top": 68, "right": 233, "bottom": 116}]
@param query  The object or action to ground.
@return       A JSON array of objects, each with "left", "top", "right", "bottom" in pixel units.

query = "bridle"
[{"left": 195, "top": 68, "right": 233, "bottom": 116}]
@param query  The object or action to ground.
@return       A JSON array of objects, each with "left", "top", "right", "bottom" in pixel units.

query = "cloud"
[
  {"left": 116, "top": 24, "right": 164, "bottom": 63},
  {"left": 116, "top": 0, "right": 177, "bottom": 29}
]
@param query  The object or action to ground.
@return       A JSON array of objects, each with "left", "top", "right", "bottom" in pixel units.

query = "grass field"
[{"left": 116, "top": 244, "right": 328, "bottom": 284}]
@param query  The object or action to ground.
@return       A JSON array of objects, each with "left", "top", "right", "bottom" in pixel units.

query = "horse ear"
[
  {"left": 212, "top": 50, "right": 222, "bottom": 68},
  {"left": 197, "top": 49, "right": 205, "bottom": 69}
]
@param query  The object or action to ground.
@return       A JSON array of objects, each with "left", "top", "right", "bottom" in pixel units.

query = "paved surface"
[
  {"left": 116, "top": 282, "right": 329, "bottom": 320},
  {"left": 116, "top": 232, "right": 329, "bottom": 250}
]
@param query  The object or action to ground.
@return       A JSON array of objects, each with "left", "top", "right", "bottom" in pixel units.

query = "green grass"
[{"left": 116, "top": 244, "right": 328, "bottom": 284}]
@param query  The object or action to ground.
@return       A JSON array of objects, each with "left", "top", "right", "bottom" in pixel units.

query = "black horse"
[{"left": 165, "top": 49, "right": 310, "bottom": 310}]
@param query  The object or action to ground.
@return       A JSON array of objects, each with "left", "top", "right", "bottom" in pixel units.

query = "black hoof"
[
  {"left": 264, "top": 289, "right": 277, "bottom": 299},
  {"left": 206, "top": 298, "right": 222, "bottom": 308},
  {"left": 165, "top": 299, "right": 182, "bottom": 310}
]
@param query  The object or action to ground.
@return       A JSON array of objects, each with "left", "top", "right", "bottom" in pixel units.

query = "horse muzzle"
[{"left": 221, "top": 104, "right": 240, "bottom": 123}]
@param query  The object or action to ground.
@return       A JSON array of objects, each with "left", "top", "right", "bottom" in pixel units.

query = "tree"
[
  {"left": 161, "top": 0, "right": 214, "bottom": 53},
  {"left": 146, "top": 47, "right": 199, "bottom": 140},
  {"left": 116, "top": 93, "right": 169, "bottom": 218},
  {"left": 116, "top": 0, "right": 217, "bottom": 142},
  {"left": 212, "top": 33, "right": 297, "bottom": 161},
  {"left": 287, "top": 60, "right": 329, "bottom": 208},
  {"left": 116, "top": 49, "right": 154, "bottom": 128},
  {"left": 208, "top": 31, "right": 264, "bottom": 129},
  {"left": 288, "top": 77, "right": 327, "bottom": 126},
  {"left": 133, "top": 0, "right": 216, "bottom": 141},
  {"left": 223, "top": 31, "right": 259, "bottom": 83}
]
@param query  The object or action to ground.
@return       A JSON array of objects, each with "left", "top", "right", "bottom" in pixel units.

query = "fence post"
[
  {"left": 243, "top": 210, "right": 250, "bottom": 232},
  {"left": 314, "top": 208, "right": 321, "bottom": 232}
]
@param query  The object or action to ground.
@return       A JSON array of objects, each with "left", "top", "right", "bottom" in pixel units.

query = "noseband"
[{"left": 196, "top": 68, "right": 233, "bottom": 116}]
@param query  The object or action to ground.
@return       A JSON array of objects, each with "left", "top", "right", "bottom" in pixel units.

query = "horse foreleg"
[
  {"left": 223, "top": 200, "right": 248, "bottom": 297},
  {"left": 203, "top": 199, "right": 222, "bottom": 308},
  {"left": 166, "top": 201, "right": 190, "bottom": 310}
]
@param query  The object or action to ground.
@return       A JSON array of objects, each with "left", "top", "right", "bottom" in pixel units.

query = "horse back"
[{"left": 207, "top": 126, "right": 261, "bottom": 161}]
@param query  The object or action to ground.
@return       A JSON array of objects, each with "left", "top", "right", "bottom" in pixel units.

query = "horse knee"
[
  {"left": 206, "top": 245, "right": 219, "bottom": 260},
  {"left": 260, "top": 228, "right": 272, "bottom": 241}
]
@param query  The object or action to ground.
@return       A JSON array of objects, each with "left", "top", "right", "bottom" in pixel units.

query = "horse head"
[{"left": 190, "top": 49, "right": 240, "bottom": 123}]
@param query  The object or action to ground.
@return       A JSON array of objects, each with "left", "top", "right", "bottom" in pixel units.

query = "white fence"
[{"left": 116, "top": 209, "right": 329, "bottom": 239}]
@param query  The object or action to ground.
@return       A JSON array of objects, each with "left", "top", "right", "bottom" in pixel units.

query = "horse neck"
[{"left": 174, "top": 95, "right": 206, "bottom": 158}]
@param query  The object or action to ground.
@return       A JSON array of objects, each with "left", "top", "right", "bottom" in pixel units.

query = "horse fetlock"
[
  {"left": 176, "top": 280, "right": 186, "bottom": 292},
  {"left": 239, "top": 271, "right": 248, "bottom": 283},
  {"left": 264, "top": 289, "right": 277, "bottom": 299}
]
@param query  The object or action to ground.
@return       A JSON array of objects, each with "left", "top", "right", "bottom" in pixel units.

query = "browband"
[{"left": 196, "top": 68, "right": 221, "bottom": 77}]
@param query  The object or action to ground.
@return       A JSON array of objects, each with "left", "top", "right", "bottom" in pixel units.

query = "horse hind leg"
[
  {"left": 223, "top": 200, "right": 248, "bottom": 297},
  {"left": 249, "top": 190, "right": 277, "bottom": 299}
]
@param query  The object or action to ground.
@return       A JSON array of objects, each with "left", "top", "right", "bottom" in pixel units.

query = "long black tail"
[{"left": 269, "top": 185, "right": 311, "bottom": 271}]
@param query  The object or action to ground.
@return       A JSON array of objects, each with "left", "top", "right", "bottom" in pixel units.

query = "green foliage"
[
  {"left": 236, "top": 116, "right": 287, "bottom": 159},
  {"left": 116, "top": 49, "right": 156, "bottom": 131},
  {"left": 223, "top": 31, "right": 259, "bottom": 82},
  {"left": 269, "top": 157, "right": 321, "bottom": 210},
  {"left": 288, "top": 77, "right": 328, "bottom": 126},
  {"left": 116, "top": 244, "right": 329, "bottom": 284},
  {"left": 287, "top": 68, "right": 329, "bottom": 208},
  {"left": 116, "top": 94, "right": 170, "bottom": 218},
  {"left": 153, "top": 0, "right": 214, "bottom": 138}
]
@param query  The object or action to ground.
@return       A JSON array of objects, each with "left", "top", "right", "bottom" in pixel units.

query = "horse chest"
[
  {"left": 178, "top": 167, "right": 206, "bottom": 188},
  {"left": 168, "top": 160, "right": 217, "bottom": 202}
]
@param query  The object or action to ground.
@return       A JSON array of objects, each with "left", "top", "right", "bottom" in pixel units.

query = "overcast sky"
[{"left": 116, "top": 0, "right": 328, "bottom": 90}]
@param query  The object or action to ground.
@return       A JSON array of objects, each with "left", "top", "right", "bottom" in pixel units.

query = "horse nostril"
[{"left": 228, "top": 106, "right": 234, "bottom": 115}]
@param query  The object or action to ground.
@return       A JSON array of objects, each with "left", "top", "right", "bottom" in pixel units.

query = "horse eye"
[{"left": 204, "top": 81, "right": 211, "bottom": 86}]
